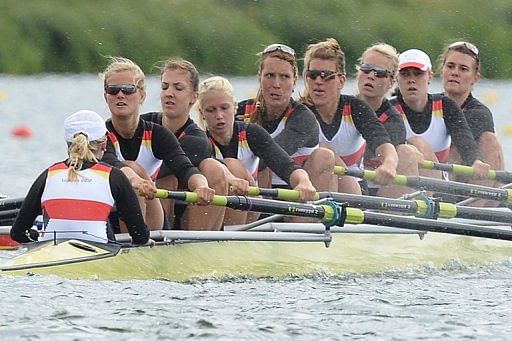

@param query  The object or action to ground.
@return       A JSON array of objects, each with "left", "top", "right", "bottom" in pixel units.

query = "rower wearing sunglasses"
[
  {"left": 237, "top": 43, "right": 336, "bottom": 194},
  {"left": 389, "top": 48, "right": 490, "bottom": 186},
  {"left": 141, "top": 58, "right": 247, "bottom": 230},
  {"left": 299, "top": 38, "right": 398, "bottom": 195},
  {"left": 355, "top": 43, "right": 423, "bottom": 198},
  {"left": 100, "top": 56, "right": 215, "bottom": 232},
  {"left": 439, "top": 41, "right": 504, "bottom": 202}
]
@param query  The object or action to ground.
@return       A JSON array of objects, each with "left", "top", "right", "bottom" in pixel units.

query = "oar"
[
  {"left": 155, "top": 189, "right": 354, "bottom": 227},
  {"left": 421, "top": 160, "right": 512, "bottom": 182},
  {"left": 334, "top": 166, "right": 512, "bottom": 204},
  {"left": 155, "top": 190, "right": 512, "bottom": 241},
  {"left": 247, "top": 187, "right": 512, "bottom": 225},
  {"left": 0, "top": 197, "right": 24, "bottom": 212}
]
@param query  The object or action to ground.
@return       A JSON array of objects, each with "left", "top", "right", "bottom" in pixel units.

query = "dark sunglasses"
[
  {"left": 357, "top": 64, "right": 390, "bottom": 78},
  {"left": 306, "top": 70, "right": 338, "bottom": 81},
  {"left": 104, "top": 84, "right": 138, "bottom": 95}
]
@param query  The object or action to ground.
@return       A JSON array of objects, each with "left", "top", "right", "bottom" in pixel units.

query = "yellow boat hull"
[{"left": 2, "top": 231, "right": 512, "bottom": 281}]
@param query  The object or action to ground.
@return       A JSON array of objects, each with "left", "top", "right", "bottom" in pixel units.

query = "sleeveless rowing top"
[
  {"left": 107, "top": 120, "right": 162, "bottom": 180},
  {"left": 40, "top": 162, "right": 115, "bottom": 243},
  {"left": 390, "top": 94, "right": 451, "bottom": 163},
  {"left": 210, "top": 121, "right": 260, "bottom": 181},
  {"left": 318, "top": 101, "right": 366, "bottom": 168},
  {"left": 364, "top": 104, "right": 399, "bottom": 169},
  {"left": 240, "top": 100, "right": 318, "bottom": 185}
]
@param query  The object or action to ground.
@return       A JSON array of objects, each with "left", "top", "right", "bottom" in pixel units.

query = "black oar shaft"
[
  {"left": 250, "top": 188, "right": 512, "bottom": 225},
  {"left": 0, "top": 197, "right": 24, "bottom": 211},
  {"left": 336, "top": 167, "right": 512, "bottom": 204},
  {"left": 363, "top": 211, "right": 512, "bottom": 241},
  {"left": 155, "top": 190, "right": 352, "bottom": 225}
]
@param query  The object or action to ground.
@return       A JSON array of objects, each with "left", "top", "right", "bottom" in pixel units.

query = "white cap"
[
  {"left": 398, "top": 49, "right": 432, "bottom": 71},
  {"left": 64, "top": 110, "right": 107, "bottom": 143}
]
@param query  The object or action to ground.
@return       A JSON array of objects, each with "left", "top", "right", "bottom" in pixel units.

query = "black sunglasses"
[
  {"left": 357, "top": 64, "right": 390, "bottom": 78},
  {"left": 306, "top": 70, "right": 338, "bottom": 81},
  {"left": 105, "top": 84, "right": 138, "bottom": 95}
]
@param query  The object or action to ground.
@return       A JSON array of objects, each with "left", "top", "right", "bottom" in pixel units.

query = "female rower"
[
  {"left": 300, "top": 38, "right": 398, "bottom": 194},
  {"left": 198, "top": 76, "right": 317, "bottom": 224},
  {"left": 356, "top": 42, "right": 422, "bottom": 197},
  {"left": 391, "top": 48, "right": 490, "bottom": 180},
  {"left": 439, "top": 41, "right": 504, "bottom": 185},
  {"left": 237, "top": 43, "right": 336, "bottom": 193},
  {"left": 11, "top": 110, "right": 151, "bottom": 245},
  {"left": 141, "top": 58, "right": 245, "bottom": 230},
  {"left": 100, "top": 56, "right": 214, "bottom": 231}
]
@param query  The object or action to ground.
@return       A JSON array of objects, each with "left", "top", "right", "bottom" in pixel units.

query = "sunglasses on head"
[
  {"left": 357, "top": 64, "right": 390, "bottom": 78},
  {"left": 104, "top": 84, "right": 138, "bottom": 95},
  {"left": 305, "top": 70, "right": 338, "bottom": 81},
  {"left": 262, "top": 43, "right": 296, "bottom": 56},
  {"left": 448, "top": 41, "right": 479, "bottom": 57}
]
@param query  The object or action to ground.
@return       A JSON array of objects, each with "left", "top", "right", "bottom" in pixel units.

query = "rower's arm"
[
  {"left": 110, "top": 168, "right": 150, "bottom": 245},
  {"left": 443, "top": 97, "right": 484, "bottom": 165},
  {"left": 373, "top": 143, "right": 399, "bottom": 184},
  {"left": 10, "top": 169, "right": 47, "bottom": 243}
]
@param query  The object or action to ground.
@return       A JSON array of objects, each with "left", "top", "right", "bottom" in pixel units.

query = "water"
[{"left": 1, "top": 75, "right": 512, "bottom": 339}]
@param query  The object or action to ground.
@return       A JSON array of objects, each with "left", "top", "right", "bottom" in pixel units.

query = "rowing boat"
[{"left": 1, "top": 221, "right": 512, "bottom": 281}]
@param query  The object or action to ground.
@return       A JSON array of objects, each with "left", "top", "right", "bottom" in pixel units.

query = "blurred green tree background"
[{"left": 1, "top": 0, "right": 511, "bottom": 77}]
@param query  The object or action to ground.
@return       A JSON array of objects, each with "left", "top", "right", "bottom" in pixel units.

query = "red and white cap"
[
  {"left": 64, "top": 110, "right": 107, "bottom": 143},
  {"left": 398, "top": 49, "right": 432, "bottom": 71}
]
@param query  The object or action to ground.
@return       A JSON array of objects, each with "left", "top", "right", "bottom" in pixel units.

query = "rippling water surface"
[{"left": 1, "top": 75, "right": 512, "bottom": 339}]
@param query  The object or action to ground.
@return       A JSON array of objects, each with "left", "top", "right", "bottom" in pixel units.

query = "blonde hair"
[
  {"left": 67, "top": 134, "right": 106, "bottom": 181},
  {"left": 359, "top": 42, "right": 399, "bottom": 80},
  {"left": 196, "top": 76, "right": 235, "bottom": 130},
  {"left": 355, "top": 43, "right": 399, "bottom": 98},
  {"left": 100, "top": 56, "right": 146, "bottom": 94},
  {"left": 251, "top": 49, "right": 298, "bottom": 125},
  {"left": 299, "top": 38, "right": 345, "bottom": 105}
]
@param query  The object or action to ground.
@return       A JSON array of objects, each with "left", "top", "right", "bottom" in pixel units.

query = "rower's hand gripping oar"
[
  {"left": 155, "top": 189, "right": 358, "bottom": 228},
  {"left": 335, "top": 166, "right": 512, "bottom": 204},
  {"left": 421, "top": 160, "right": 512, "bottom": 183},
  {"left": 246, "top": 186, "right": 512, "bottom": 225}
]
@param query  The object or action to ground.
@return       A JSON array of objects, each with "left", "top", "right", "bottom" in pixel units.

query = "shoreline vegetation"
[{"left": 1, "top": 0, "right": 511, "bottom": 78}]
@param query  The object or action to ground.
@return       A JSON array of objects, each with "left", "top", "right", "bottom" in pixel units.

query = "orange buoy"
[{"left": 11, "top": 125, "right": 33, "bottom": 138}]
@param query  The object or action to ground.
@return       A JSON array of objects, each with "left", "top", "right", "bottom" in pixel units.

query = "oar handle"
[
  {"left": 246, "top": 187, "right": 320, "bottom": 201},
  {"left": 333, "top": 166, "right": 408, "bottom": 185},
  {"left": 421, "top": 160, "right": 512, "bottom": 182},
  {"left": 155, "top": 189, "right": 228, "bottom": 206}
]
